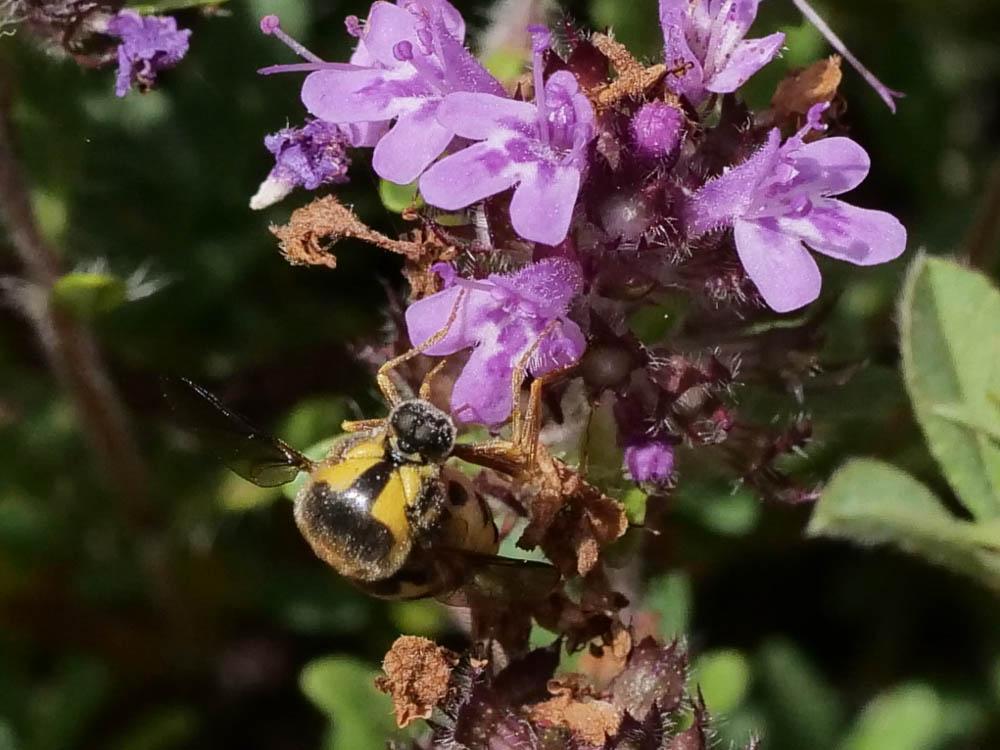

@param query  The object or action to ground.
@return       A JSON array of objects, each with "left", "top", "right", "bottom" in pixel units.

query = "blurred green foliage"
[{"left": 1, "top": 0, "right": 1000, "bottom": 749}]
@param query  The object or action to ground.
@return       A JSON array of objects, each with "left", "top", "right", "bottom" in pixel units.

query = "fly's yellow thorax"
[{"left": 311, "top": 436, "right": 387, "bottom": 491}]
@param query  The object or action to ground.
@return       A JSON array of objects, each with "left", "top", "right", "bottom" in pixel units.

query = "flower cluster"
[{"left": 261, "top": 0, "right": 906, "bottom": 497}]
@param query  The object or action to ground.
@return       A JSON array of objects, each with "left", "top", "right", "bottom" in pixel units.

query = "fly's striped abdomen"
[{"left": 293, "top": 435, "right": 443, "bottom": 583}]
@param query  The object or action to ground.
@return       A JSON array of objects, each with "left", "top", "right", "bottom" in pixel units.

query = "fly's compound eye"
[{"left": 389, "top": 399, "right": 456, "bottom": 461}]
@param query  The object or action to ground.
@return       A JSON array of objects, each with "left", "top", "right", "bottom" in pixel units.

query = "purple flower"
[
  {"left": 685, "top": 104, "right": 907, "bottom": 312},
  {"left": 419, "top": 29, "right": 596, "bottom": 245},
  {"left": 249, "top": 120, "right": 350, "bottom": 210},
  {"left": 659, "top": 0, "right": 784, "bottom": 106},
  {"left": 269, "top": 1, "right": 503, "bottom": 185},
  {"left": 405, "top": 258, "right": 586, "bottom": 425},
  {"left": 625, "top": 439, "right": 675, "bottom": 483},
  {"left": 105, "top": 10, "right": 191, "bottom": 97},
  {"left": 630, "top": 101, "right": 685, "bottom": 159}
]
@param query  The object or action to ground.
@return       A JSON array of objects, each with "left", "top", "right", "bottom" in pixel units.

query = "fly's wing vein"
[{"left": 163, "top": 376, "right": 315, "bottom": 487}]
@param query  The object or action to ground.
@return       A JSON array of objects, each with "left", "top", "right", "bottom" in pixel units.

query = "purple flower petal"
[
  {"left": 419, "top": 142, "right": 521, "bottom": 209},
  {"left": 660, "top": 0, "right": 779, "bottom": 104},
  {"left": 706, "top": 32, "right": 785, "bottom": 93},
  {"left": 685, "top": 129, "right": 781, "bottom": 235},
  {"left": 373, "top": 105, "right": 454, "bottom": 184},
  {"left": 705, "top": 0, "right": 764, "bottom": 62},
  {"left": 405, "top": 282, "right": 500, "bottom": 355},
  {"left": 340, "top": 121, "right": 390, "bottom": 148},
  {"left": 362, "top": 1, "right": 424, "bottom": 67},
  {"left": 449, "top": 324, "right": 523, "bottom": 425},
  {"left": 301, "top": 67, "right": 424, "bottom": 123},
  {"left": 404, "top": 259, "right": 585, "bottom": 425},
  {"left": 734, "top": 218, "right": 822, "bottom": 312},
  {"left": 435, "top": 92, "right": 536, "bottom": 140},
  {"left": 495, "top": 257, "right": 584, "bottom": 318},
  {"left": 779, "top": 198, "right": 907, "bottom": 266},
  {"left": 529, "top": 318, "right": 587, "bottom": 375},
  {"left": 509, "top": 165, "right": 581, "bottom": 246},
  {"left": 434, "top": 17, "right": 505, "bottom": 97},
  {"left": 660, "top": 3, "right": 706, "bottom": 101},
  {"left": 785, "top": 137, "right": 871, "bottom": 196},
  {"left": 415, "top": 0, "right": 466, "bottom": 41}
]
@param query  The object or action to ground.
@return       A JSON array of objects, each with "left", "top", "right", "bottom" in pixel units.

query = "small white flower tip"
[{"left": 249, "top": 177, "right": 293, "bottom": 211}]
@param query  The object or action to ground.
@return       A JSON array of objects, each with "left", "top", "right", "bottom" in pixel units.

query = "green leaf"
[
  {"left": 300, "top": 656, "right": 395, "bottom": 750},
  {"left": 838, "top": 683, "right": 946, "bottom": 750},
  {"left": 808, "top": 459, "right": 1000, "bottom": 593},
  {"left": 693, "top": 649, "right": 751, "bottom": 714},
  {"left": 899, "top": 255, "right": 1000, "bottom": 518},
  {"left": 51, "top": 272, "right": 127, "bottom": 319},
  {"left": 378, "top": 179, "right": 421, "bottom": 213}
]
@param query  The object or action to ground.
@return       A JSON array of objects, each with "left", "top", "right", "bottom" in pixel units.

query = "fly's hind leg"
[{"left": 452, "top": 324, "right": 576, "bottom": 476}]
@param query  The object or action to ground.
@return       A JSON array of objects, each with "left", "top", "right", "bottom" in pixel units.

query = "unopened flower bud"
[
  {"left": 630, "top": 102, "right": 685, "bottom": 159},
  {"left": 625, "top": 439, "right": 675, "bottom": 483}
]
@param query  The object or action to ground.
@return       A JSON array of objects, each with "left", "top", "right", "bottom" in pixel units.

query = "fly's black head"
[{"left": 389, "top": 399, "right": 456, "bottom": 462}]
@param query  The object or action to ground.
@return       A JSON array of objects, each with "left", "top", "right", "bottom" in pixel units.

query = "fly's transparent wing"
[
  {"left": 435, "top": 553, "right": 560, "bottom": 609},
  {"left": 163, "top": 376, "right": 314, "bottom": 487}
]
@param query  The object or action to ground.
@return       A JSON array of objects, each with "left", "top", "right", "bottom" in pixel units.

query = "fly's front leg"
[
  {"left": 341, "top": 418, "right": 386, "bottom": 434},
  {"left": 376, "top": 288, "right": 468, "bottom": 406}
]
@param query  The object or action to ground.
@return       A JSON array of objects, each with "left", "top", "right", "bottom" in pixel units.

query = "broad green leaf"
[
  {"left": 808, "top": 459, "right": 1000, "bottom": 593},
  {"left": 693, "top": 649, "right": 751, "bottom": 714},
  {"left": 899, "top": 255, "right": 1000, "bottom": 518},
  {"left": 838, "top": 683, "right": 946, "bottom": 750},
  {"left": 300, "top": 656, "right": 395, "bottom": 750},
  {"left": 51, "top": 272, "right": 127, "bottom": 319}
]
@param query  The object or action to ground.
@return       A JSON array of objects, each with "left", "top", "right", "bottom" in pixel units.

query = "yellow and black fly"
[{"left": 165, "top": 320, "right": 562, "bottom": 605}]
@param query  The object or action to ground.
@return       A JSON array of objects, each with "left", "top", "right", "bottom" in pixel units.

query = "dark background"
[{"left": 1, "top": 0, "right": 999, "bottom": 748}]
